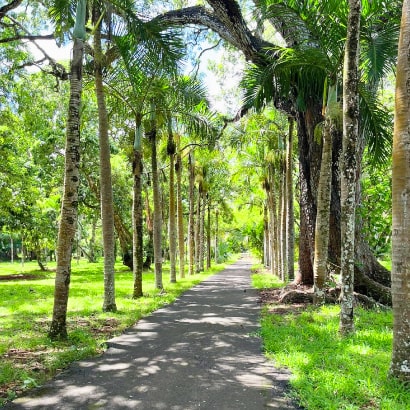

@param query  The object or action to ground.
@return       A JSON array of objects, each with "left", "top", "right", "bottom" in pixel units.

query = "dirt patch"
[{"left": 258, "top": 284, "right": 314, "bottom": 315}]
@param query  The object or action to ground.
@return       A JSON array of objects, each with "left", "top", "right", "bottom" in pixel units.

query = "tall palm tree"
[
  {"left": 390, "top": 0, "right": 410, "bottom": 381},
  {"left": 93, "top": 2, "right": 116, "bottom": 312},
  {"left": 49, "top": 0, "right": 86, "bottom": 340},
  {"left": 339, "top": 0, "right": 361, "bottom": 335}
]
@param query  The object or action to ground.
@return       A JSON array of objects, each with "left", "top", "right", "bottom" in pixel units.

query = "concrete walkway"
[{"left": 5, "top": 256, "right": 299, "bottom": 409}]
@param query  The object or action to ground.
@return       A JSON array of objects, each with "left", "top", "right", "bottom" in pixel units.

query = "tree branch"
[
  {"left": 0, "top": 34, "right": 55, "bottom": 43},
  {"left": 0, "top": 0, "right": 23, "bottom": 20}
]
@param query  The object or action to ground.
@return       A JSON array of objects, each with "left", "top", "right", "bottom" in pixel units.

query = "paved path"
[{"left": 5, "top": 256, "right": 299, "bottom": 409}]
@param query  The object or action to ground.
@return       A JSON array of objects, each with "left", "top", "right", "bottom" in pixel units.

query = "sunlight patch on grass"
[{"left": 260, "top": 305, "right": 409, "bottom": 410}]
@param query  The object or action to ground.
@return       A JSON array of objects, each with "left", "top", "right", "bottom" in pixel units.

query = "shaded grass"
[
  {"left": 251, "top": 273, "right": 409, "bottom": 410},
  {"left": 0, "top": 257, "right": 235, "bottom": 404}
]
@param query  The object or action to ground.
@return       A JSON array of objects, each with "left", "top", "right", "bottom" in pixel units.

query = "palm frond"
[{"left": 359, "top": 83, "right": 392, "bottom": 165}]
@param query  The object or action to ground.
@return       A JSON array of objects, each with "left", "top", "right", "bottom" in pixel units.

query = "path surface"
[{"left": 6, "top": 256, "right": 299, "bottom": 409}]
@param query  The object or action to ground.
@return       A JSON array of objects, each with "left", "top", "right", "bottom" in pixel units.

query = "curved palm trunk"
[
  {"left": 49, "top": 1, "right": 85, "bottom": 340},
  {"left": 286, "top": 118, "right": 295, "bottom": 280},
  {"left": 340, "top": 0, "right": 361, "bottom": 335},
  {"left": 390, "top": 0, "right": 410, "bottom": 381},
  {"left": 175, "top": 139, "right": 185, "bottom": 278},
  {"left": 132, "top": 117, "right": 143, "bottom": 298},
  {"left": 94, "top": 11, "right": 116, "bottom": 312},
  {"left": 148, "top": 113, "right": 163, "bottom": 289}
]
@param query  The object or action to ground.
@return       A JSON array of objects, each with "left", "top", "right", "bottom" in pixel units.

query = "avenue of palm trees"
[{"left": 0, "top": 0, "right": 408, "bottom": 383}]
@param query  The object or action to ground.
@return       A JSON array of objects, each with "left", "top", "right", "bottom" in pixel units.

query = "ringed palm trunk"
[
  {"left": 389, "top": 0, "right": 410, "bottom": 381},
  {"left": 49, "top": 0, "right": 86, "bottom": 340},
  {"left": 286, "top": 118, "right": 295, "bottom": 280},
  {"left": 340, "top": 0, "right": 361, "bottom": 335},
  {"left": 94, "top": 11, "right": 116, "bottom": 312},
  {"left": 132, "top": 116, "right": 143, "bottom": 298},
  {"left": 148, "top": 116, "right": 163, "bottom": 289},
  {"left": 175, "top": 138, "right": 185, "bottom": 278}
]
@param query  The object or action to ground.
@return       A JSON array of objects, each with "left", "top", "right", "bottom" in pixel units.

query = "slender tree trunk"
[
  {"left": 390, "top": 0, "right": 410, "bottom": 381},
  {"left": 286, "top": 118, "right": 295, "bottom": 280},
  {"left": 340, "top": 0, "right": 361, "bottom": 335},
  {"left": 148, "top": 112, "right": 163, "bottom": 289},
  {"left": 195, "top": 183, "right": 201, "bottom": 272},
  {"left": 132, "top": 116, "right": 143, "bottom": 298},
  {"left": 263, "top": 203, "right": 270, "bottom": 267},
  {"left": 214, "top": 208, "right": 219, "bottom": 263},
  {"left": 278, "top": 158, "right": 285, "bottom": 281},
  {"left": 94, "top": 10, "right": 116, "bottom": 312},
  {"left": 280, "top": 155, "right": 287, "bottom": 281},
  {"left": 167, "top": 126, "right": 177, "bottom": 283},
  {"left": 175, "top": 139, "right": 185, "bottom": 278},
  {"left": 199, "top": 190, "right": 205, "bottom": 272},
  {"left": 143, "top": 191, "right": 154, "bottom": 270},
  {"left": 188, "top": 151, "right": 195, "bottom": 275},
  {"left": 49, "top": 0, "right": 85, "bottom": 340},
  {"left": 313, "top": 84, "right": 336, "bottom": 305},
  {"left": 206, "top": 197, "right": 211, "bottom": 269}
]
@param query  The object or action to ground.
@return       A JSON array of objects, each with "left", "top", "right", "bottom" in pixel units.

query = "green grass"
[
  {"left": 251, "top": 273, "right": 409, "bottom": 410},
  {"left": 0, "top": 257, "right": 235, "bottom": 404}
]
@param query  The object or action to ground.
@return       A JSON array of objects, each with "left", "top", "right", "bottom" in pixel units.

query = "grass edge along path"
[
  {"left": 251, "top": 265, "right": 410, "bottom": 410},
  {"left": 0, "top": 256, "right": 238, "bottom": 405}
]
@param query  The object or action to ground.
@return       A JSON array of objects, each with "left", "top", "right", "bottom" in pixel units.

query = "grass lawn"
[
  {"left": 251, "top": 268, "right": 410, "bottom": 410},
  {"left": 0, "top": 257, "right": 235, "bottom": 405}
]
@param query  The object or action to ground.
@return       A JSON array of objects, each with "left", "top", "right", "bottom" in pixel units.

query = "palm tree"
[
  {"left": 93, "top": 3, "right": 116, "bottom": 312},
  {"left": 390, "top": 0, "right": 410, "bottom": 381},
  {"left": 49, "top": 0, "right": 86, "bottom": 340},
  {"left": 339, "top": 0, "right": 361, "bottom": 335}
]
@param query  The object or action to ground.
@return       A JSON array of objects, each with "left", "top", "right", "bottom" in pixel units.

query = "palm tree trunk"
[
  {"left": 94, "top": 10, "right": 116, "bottom": 312},
  {"left": 148, "top": 112, "right": 163, "bottom": 289},
  {"left": 167, "top": 127, "right": 177, "bottom": 283},
  {"left": 286, "top": 118, "right": 295, "bottom": 280},
  {"left": 214, "top": 208, "right": 219, "bottom": 263},
  {"left": 132, "top": 117, "right": 143, "bottom": 298},
  {"left": 389, "top": 0, "right": 410, "bottom": 381},
  {"left": 188, "top": 151, "right": 195, "bottom": 275},
  {"left": 313, "top": 83, "right": 336, "bottom": 305},
  {"left": 199, "top": 190, "right": 205, "bottom": 272},
  {"left": 206, "top": 197, "right": 211, "bottom": 269},
  {"left": 195, "top": 184, "right": 201, "bottom": 273},
  {"left": 313, "top": 118, "right": 333, "bottom": 304},
  {"left": 340, "top": 0, "right": 361, "bottom": 335},
  {"left": 175, "top": 141, "right": 185, "bottom": 278},
  {"left": 49, "top": 0, "right": 85, "bottom": 340},
  {"left": 263, "top": 204, "right": 269, "bottom": 267}
]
